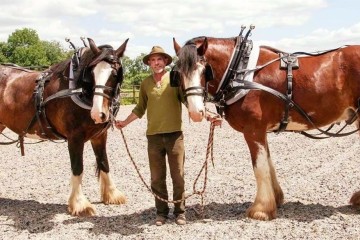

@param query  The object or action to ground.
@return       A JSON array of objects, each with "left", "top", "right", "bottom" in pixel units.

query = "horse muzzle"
[
  {"left": 91, "top": 111, "right": 109, "bottom": 124},
  {"left": 189, "top": 109, "right": 205, "bottom": 122}
]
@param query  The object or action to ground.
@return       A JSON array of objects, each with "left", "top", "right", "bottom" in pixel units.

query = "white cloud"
[
  {"left": 0, "top": 0, "right": 359, "bottom": 58},
  {"left": 260, "top": 22, "right": 360, "bottom": 52}
]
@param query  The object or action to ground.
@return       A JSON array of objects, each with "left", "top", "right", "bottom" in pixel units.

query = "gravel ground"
[{"left": 1, "top": 104, "right": 360, "bottom": 240}]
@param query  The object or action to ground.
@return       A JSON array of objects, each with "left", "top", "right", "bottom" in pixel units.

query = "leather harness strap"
[
  {"left": 278, "top": 53, "right": 299, "bottom": 132},
  {"left": 232, "top": 80, "right": 360, "bottom": 138}
]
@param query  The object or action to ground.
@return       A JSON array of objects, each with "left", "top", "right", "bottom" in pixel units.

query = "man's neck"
[{"left": 153, "top": 70, "right": 166, "bottom": 82}]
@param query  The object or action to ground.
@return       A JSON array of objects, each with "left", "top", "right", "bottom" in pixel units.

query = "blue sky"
[{"left": 0, "top": 0, "right": 359, "bottom": 59}]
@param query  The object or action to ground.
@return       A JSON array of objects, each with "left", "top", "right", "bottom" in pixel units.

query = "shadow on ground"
[{"left": 0, "top": 197, "right": 359, "bottom": 236}]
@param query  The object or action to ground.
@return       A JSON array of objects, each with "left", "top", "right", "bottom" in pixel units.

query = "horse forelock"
[{"left": 177, "top": 44, "right": 198, "bottom": 78}]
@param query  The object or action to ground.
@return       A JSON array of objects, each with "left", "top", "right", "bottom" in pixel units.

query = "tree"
[
  {"left": 7, "top": 28, "right": 40, "bottom": 51},
  {"left": 0, "top": 28, "right": 70, "bottom": 68},
  {"left": 122, "top": 53, "right": 151, "bottom": 88},
  {"left": 121, "top": 53, "right": 178, "bottom": 89},
  {"left": 0, "top": 42, "right": 8, "bottom": 63},
  {"left": 42, "top": 40, "right": 70, "bottom": 65}
]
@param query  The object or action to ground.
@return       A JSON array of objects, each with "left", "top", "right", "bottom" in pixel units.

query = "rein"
[
  {"left": 233, "top": 79, "right": 360, "bottom": 138},
  {"left": 119, "top": 123, "right": 216, "bottom": 218}
]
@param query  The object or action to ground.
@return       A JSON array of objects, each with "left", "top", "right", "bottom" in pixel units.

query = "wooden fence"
[{"left": 120, "top": 85, "right": 140, "bottom": 104}]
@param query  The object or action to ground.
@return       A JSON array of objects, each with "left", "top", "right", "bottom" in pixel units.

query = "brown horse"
[
  {"left": 172, "top": 32, "right": 360, "bottom": 220},
  {"left": 0, "top": 38, "right": 128, "bottom": 216}
]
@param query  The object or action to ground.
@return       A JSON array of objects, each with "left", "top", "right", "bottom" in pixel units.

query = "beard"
[{"left": 152, "top": 67, "right": 165, "bottom": 74}]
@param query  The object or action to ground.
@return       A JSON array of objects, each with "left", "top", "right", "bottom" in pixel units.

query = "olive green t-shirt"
[{"left": 132, "top": 72, "right": 183, "bottom": 135}]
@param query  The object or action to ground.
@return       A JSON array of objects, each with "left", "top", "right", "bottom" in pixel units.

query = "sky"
[{"left": 1, "top": 0, "right": 359, "bottom": 59}]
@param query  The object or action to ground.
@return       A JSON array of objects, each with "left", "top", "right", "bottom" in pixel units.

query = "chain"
[{"left": 119, "top": 122, "right": 216, "bottom": 218}]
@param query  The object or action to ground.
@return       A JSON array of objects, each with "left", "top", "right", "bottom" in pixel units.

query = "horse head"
[
  {"left": 172, "top": 37, "right": 231, "bottom": 122},
  {"left": 80, "top": 38, "right": 128, "bottom": 124}
]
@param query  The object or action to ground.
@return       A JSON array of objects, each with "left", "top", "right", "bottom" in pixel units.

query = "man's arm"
[{"left": 115, "top": 112, "right": 139, "bottom": 129}]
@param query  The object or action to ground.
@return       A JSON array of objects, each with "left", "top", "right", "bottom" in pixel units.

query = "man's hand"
[
  {"left": 115, "top": 120, "right": 127, "bottom": 129},
  {"left": 206, "top": 114, "right": 222, "bottom": 127}
]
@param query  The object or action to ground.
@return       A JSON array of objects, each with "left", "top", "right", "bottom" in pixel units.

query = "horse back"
[
  {"left": 0, "top": 65, "right": 42, "bottom": 133},
  {"left": 256, "top": 45, "right": 360, "bottom": 96},
  {"left": 227, "top": 45, "right": 360, "bottom": 132}
]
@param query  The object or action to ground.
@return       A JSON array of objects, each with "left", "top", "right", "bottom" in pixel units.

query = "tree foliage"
[
  {"left": 0, "top": 28, "right": 178, "bottom": 90},
  {"left": 0, "top": 28, "right": 70, "bottom": 68},
  {"left": 122, "top": 53, "right": 150, "bottom": 88}
]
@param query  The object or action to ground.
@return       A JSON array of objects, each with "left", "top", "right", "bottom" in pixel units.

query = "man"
[{"left": 115, "top": 46, "right": 187, "bottom": 226}]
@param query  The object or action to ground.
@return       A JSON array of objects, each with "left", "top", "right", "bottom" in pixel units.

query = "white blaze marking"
[
  {"left": 91, "top": 61, "right": 112, "bottom": 123},
  {"left": 184, "top": 63, "right": 205, "bottom": 122}
]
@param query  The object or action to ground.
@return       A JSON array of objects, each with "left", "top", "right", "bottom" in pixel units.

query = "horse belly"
[
  {"left": 267, "top": 107, "right": 356, "bottom": 132},
  {"left": 24, "top": 132, "right": 47, "bottom": 140}
]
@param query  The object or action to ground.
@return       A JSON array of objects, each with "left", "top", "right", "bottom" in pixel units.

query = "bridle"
[
  {"left": 86, "top": 48, "right": 124, "bottom": 102},
  {"left": 170, "top": 47, "right": 214, "bottom": 103}
]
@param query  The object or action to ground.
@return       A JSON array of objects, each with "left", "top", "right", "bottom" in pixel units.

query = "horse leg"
[
  {"left": 90, "top": 132, "right": 126, "bottom": 205},
  {"left": 349, "top": 120, "right": 360, "bottom": 206},
  {"left": 67, "top": 139, "right": 96, "bottom": 216},
  {"left": 243, "top": 129, "right": 284, "bottom": 220},
  {"left": 350, "top": 191, "right": 360, "bottom": 206}
]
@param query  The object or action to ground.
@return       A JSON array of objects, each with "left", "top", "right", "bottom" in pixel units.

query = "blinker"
[
  {"left": 205, "top": 63, "right": 214, "bottom": 82},
  {"left": 170, "top": 68, "right": 181, "bottom": 87}
]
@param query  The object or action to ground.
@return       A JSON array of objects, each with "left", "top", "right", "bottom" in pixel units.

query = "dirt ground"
[{"left": 1, "top": 104, "right": 360, "bottom": 239}]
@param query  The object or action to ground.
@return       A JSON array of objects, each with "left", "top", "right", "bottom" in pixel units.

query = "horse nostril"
[{"left": 99, "top": 113, "right": 106, "bottom": 121}]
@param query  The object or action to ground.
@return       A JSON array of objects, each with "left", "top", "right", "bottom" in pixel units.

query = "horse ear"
[
  {"left": 115, "top": 38, "right": 129, "bottom": 57},
  {"left": 197, "top": 37, "right": 208, "bottom": 56},
  {"left": 88, "top": 38, "right": 100, "bottom": 55},
  {"left": 173, "top": 38, "right": 181, "bottom": 56}
]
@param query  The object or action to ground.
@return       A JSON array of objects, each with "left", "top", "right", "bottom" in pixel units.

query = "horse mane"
[
  {"left": 47, "top": 45, "right": 115, "bottom": 76},
  {"left": 48, "top": 59, "right": 71, "bottom": 74},
  {"left": 261, "top": 45, "right": 286, "bottom": 54},
  {"left": 178, "top": 36, "right": 237, "bottom": 78}
]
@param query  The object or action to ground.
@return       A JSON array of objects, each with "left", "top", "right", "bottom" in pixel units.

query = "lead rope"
[{"left": 119, "top": 122, "right": 215, "bottom": 219}]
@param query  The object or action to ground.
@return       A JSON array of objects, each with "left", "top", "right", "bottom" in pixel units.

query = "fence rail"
[{"left": 120, "top": 85, "right": 140, "bottom": 104}]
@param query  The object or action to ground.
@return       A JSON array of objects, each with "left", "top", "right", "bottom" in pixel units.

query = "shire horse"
[
  {"left": 0, "top": 38, "right": 128, "bottom": 216},
  {"left": 172, "top": 29, "right": 360, "bottom": 220}
]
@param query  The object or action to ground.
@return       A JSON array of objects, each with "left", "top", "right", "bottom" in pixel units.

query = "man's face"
[{"left": 148, "top": 54, "right": 167, "bottom": 74}]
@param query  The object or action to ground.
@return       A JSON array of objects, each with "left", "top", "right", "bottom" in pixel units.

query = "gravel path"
[{"left": 1, "top": 104, "right": 360, "bottom": 239}]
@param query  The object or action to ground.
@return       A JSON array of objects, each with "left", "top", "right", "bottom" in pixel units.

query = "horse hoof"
[
  {"left": 102, "top": 189, "right": 126, "bottom": 205},
  {"left": 350, "top": 191, "right": 360, "bottom": 206},
  {"left": 246, "top": 205, "right": 276, "bottom": 221},
  {"left": 68, "top": 203, "right": 96, "bottom": 217}
]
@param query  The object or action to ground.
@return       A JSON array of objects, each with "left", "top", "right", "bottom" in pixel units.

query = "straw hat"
[{"left": 143, "top": 46, "right": 173, "bottom": 66}]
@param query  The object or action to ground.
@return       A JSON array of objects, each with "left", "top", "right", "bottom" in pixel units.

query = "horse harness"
[
  {"left": 19, "top": 43, "right": 123, "bottom": 155},
  {"left": 224, "top": 42, "right": 360, "bottom": 138},
  {"left": 172, "top": 26, "right": 360, "bottom": 139}
]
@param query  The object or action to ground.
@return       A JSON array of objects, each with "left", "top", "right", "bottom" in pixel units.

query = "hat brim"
[{"left": 143, "top": 53, "right": 173, "bottom": 66}]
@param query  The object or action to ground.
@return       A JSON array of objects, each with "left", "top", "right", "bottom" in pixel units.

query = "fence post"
[{"left": 133, "top": 85, "right": 136, "bottom": 103}]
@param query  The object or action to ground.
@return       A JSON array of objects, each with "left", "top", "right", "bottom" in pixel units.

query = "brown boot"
[
  {"left": 155, "top": 215, "right": 167, "bottom": 226},
  {"left": 175, "top": 214, "right": 186, "bottom": 225}
]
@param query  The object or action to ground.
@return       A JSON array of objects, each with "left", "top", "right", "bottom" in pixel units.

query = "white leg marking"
[
  {"left": 91, "top": 61, "right": 112, "bottom": 123},
  {"left": 68, "top": 174, "right": 96, "bottom": 216},
  {"left": 254, "top": 145, "right": 273, "bottom": 203},
  {"left": 100, "top": 170, "right": 126, "bottom": 204}
]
